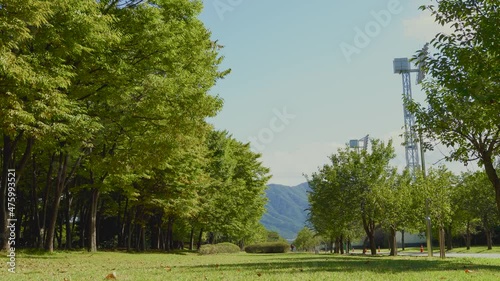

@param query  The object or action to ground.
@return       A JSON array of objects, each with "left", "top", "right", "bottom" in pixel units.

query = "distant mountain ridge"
[{"left": 260, "top": 182, "right": 310, "bottom": 240}]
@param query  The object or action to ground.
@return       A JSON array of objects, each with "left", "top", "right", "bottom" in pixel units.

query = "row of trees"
[
  {"left": 0, "top": 0, "right": 270, "bottom": 252},
  {"left": 307, "top": 139, "right": 499, "bottom": 257}
]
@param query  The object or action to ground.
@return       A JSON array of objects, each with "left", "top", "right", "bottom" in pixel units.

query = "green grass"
[
  {"left": 447, "top": 246, "right": 500, "bottom": 254},
  {"left": 1, "top": 250, "right": 499, "bottom": 280}
]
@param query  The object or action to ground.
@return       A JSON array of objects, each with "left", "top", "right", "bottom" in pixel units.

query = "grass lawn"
[{"left": 1, "top": 250, "right": 499, "bottom": 281}]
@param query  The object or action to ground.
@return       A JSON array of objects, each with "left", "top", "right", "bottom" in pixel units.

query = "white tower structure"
[{"left": 393, "top": 58, "right": 420, "bottom": 178}]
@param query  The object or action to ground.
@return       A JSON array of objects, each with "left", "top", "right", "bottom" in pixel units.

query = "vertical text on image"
[{"left": 6, "top": 169, "right": 16, "bottom": 273}]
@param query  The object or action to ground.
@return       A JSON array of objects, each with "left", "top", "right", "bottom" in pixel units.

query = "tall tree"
[
  {"left": 0, "top": 0, "right": 115, "bottom": 251},
  {"left": 409, "top": 0, "right": 500, "bottom": 213}
]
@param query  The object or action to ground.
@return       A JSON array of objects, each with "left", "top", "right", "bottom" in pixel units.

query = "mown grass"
[{"left": 1, "top": 249, "right": 499, "bottom": 280}]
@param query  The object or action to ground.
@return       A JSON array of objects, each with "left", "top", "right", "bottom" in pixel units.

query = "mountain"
[{"left": 260, "top": 182, "right": 310, "bottom": 240}]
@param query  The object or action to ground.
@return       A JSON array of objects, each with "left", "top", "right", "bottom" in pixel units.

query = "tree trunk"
[
  {"left": 45, "top": 153, "right": 68, "bottom": 252},
  {"left": 142, "top": 226, "right": 146, "bottom": 251},
  {"left": 0, "top": 135, "right": 27, "bottom": 250},
  {"left": 88, "top": 188, "right": 99, "bottom": 252},
  {"left": 197, "top": 228, "right": 203, "bottom": 250},
  {"left": 485, "top": 228, "right": 493, "bottom": 250},
  {"left": 0, "top": 135, "right": 13, "bottom": 251},
  {"left": 31, "top": 154, "right": 42, "bottom": 248},
  {"left": 334, "top": 237, "right": 340, "bottom": 254},
  {"left": 126, "top": 216, "right": 132, "bottom": 252},
  {"left": 40, "top": 153, "right": 56, "bottom": 249},
  {"left": 166, "top": 217, "right": 174, "bottom": 251},
  {"left": 120, "top": 197, "right": 128, "bottom": 248},
  {"left": 362, "top": 214, "right": 377, "bottom": 255},
  {"left": 482, "top": 155, "right": 500, "bottom": 214},
  {"left": 466, "top": 221, "right": 471, "bottom": 250},
  {"left": 64, "top": 188, "right": 72, "bottom": 249},
  {"left": 189, "top": 227, "right": 194, "bottom": 250},
  {"left": 389, "top": 227, "right": 397, "bottom": 256},
  {"left": 439, "top": 227, "right": 446, "bottom": 259},
  {"left": 79, "top": 202, "right": 88, "bottom": 249},
  {"left": 446, "top": 225, "right": 452, "bottom": 251},
  {"left": 57, "top": 212, "right": 63, "bottom": 248},
  {"left": 329, "top": 236, "right": 334, "bottom": 254},
  {"left": 339, "top": 235, "right": 344, "bottom": 254}
]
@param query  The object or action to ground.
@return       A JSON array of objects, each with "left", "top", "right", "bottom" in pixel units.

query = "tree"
[
  {"left": 293, "top": 227, "right": 322, "bottom": 252},
  {"left": 0, "top": 0, "right": 116, "bottom": 251},
  {"left": 458, "top": 171, "right": 500, "bottom": 250},
  {"left": 409, "top": 0, "right": 500, "bottom": 214},
  {"left": 197, "top": 131, "right": 270, "bottom": 246},
  {"left": 307, "top": 139, "right": 396, "bottom": 255},
  {"left": 375, "top": 169, "right": 413, "bottom": 256},
  {"left": 413, "top": 166, "right": 455, "bottom": 258}
]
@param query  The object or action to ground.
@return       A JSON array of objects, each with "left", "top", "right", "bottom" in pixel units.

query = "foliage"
[
  {"left": 307, "top": 138, "right": 397, "bottom": 255},
  {"left": 266, "top": 231, "right": 288, "bottom": 243},
  {"left": 0, "top": 0, "right": 272, "bottom": 254},
  {"left": 198, "top": 242, "right": 241, "bottom": 255},
  {"left": 293, "top": 227, "right": 322, "bottom": 251},
  {"left": 244, "top": 242, "right": 290, "bottom": 254},
  {"left": 409, "top": 0, "right": 500, "bottom": 213}
]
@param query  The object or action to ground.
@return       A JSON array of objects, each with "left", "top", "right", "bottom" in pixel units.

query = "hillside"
[{"left": 260, "top": 182, "right": 310, "bottom": 240}]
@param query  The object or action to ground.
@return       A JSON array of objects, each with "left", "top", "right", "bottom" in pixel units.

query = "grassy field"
[{"left": 1, "top": 249, "right": 499, "bottom": 281}]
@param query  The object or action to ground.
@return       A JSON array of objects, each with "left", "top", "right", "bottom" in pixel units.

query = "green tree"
[
  {"left": 0, "top": 0, "right": 116, "bottom": 251},
  {"left": 409, "top": 0, "right": 500, "bottom": 213},
  {"left": 458, "top": 171, "right": 500, "bottom": 250},
  {"left": 293, "top": 227, "right": 321, "bottom": 252},
  {"left": 413, "top": 166, "right": 455, "bottom": 258},
  {"left": 307, "top": 139, "right": 396, "bottom": 255},
  {"left": 375, "top": 169, "right": 413, "bottom": 256},
  {"left": 198, "top": 131, "right": 270, "bottom": 246}
]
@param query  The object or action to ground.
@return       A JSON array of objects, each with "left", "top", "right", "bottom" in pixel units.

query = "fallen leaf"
[
  {"left": 165, "top": 266, "right": 171, "bottom": 272},
  {"left": 105, "top": 271, "right": 117, "bottom": 280}
]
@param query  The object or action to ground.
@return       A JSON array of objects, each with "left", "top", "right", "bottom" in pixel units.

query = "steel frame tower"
[{"left": 393, "top": 58, "right": 420, "bottom": 178}]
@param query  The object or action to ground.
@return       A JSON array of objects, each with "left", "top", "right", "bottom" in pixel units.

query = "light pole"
[{"left": 393, "top": 44, "right": 432, "bottom": 257}]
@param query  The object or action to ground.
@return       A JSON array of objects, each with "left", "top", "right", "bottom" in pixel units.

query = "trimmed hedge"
[
  {"left": 198, "top": 242, "right": 241, "bottom": 255},
  {"left": 245, "top": 242, "right": 289, "bottom": 253}
]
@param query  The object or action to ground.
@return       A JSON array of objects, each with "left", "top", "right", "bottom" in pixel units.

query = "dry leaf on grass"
[{"left": 105, "top": 271, "right": 117, "bottom": 280}]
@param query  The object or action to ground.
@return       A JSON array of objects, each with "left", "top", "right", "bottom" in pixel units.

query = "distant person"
[{"left": 290, "top": 244, "right": 295, "bottom": 252}]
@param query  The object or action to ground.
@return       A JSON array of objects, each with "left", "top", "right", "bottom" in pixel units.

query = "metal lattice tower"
[{"left": 393, "top": 58, "right": 420, "bottom": 178}]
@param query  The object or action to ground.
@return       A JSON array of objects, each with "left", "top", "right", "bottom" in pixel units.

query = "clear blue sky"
[{"left": 199, "top": 0, "right": 477, "bottom": 185}]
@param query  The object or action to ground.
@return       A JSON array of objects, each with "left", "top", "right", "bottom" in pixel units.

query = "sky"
[{"left": 199, "top": 0, "right": 479, "bottom": 186}]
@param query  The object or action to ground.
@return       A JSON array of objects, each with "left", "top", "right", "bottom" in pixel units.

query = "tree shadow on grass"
[{"left": 180, "top": 254, "right": 500, "bottom": 276}]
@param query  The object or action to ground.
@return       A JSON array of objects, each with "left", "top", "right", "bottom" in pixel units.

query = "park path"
[{"left": 398, "top": 252, "right": 500, "bottom": 258}]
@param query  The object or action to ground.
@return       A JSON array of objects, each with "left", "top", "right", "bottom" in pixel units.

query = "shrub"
[
  {"left": 245, "top": 242, "right": 289, "bottom": 253},
  {"left": 198, "top": 242, "right": 241, "bottom": 255}
]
